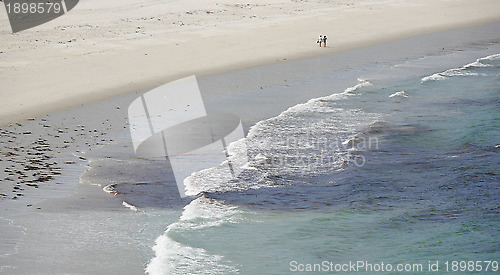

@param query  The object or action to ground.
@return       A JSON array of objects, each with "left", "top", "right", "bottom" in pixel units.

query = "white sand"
[{"left": 0, "top": 0, "right": 499, "bottom": 126}]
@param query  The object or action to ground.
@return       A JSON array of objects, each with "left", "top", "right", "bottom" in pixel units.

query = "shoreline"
[{"left": 1, "top": 0, "right": 500, "bottom": 127}]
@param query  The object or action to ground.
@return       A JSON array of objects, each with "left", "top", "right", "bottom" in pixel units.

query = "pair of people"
[{"left": 317, "top": 35, "right": 327, "bottom": 47}]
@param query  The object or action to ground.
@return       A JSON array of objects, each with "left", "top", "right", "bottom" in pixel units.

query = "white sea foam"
[
  {"left": 184, "top": 80, "right": 378, "bottom": 196},
  {"left": 479, "top": 53, "right": 500, "bottom": 61},
  {"left": 178, "top": 196, "right": 243, "bottom": 229},
  {"left": 389, "top": 91, "right": 409, "bottom": 98},
  {"left": 344, "top": 79, "right": 373, "bottom": 93},
  {"left": 421, "top": 68, "right": 479, "bottom": 83},
  {"left": 421, "top": 73, "right": 447, "bottom": 82},
  {"left": 146, "top": 234, "right": 237, "bottom": 275},
  {"left": 184, "top": 138, "right": 256, "bottom": 196},
  {"left": 146, "top": 196, "right": 241, "bottom": 275},
  {"left": 421, "top": 54, "right": 496, "bottom": 82},
  {"left": 466, "top": 60, "right": 490, "bottom": 68}
]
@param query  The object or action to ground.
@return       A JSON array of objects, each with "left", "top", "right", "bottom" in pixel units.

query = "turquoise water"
[{"left": 143, "top": 50, "right": 500, "bottom": 274}]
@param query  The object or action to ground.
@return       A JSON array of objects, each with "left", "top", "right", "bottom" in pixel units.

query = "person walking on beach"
[
  {"left": 323, "top": 35, "right": 327, "bottom": 47},
  {"left": 318, "top": 35, "right": 323, "bottom": 47}
]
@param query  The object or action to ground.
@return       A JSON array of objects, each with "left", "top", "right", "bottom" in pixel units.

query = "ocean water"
[{"left": 144, "top": 48, "right": 500, "bottom": 274}]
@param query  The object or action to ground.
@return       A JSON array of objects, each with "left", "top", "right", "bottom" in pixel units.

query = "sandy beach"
[{"left": 1, "top": 0, "right": 499, "bottom": 126}]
